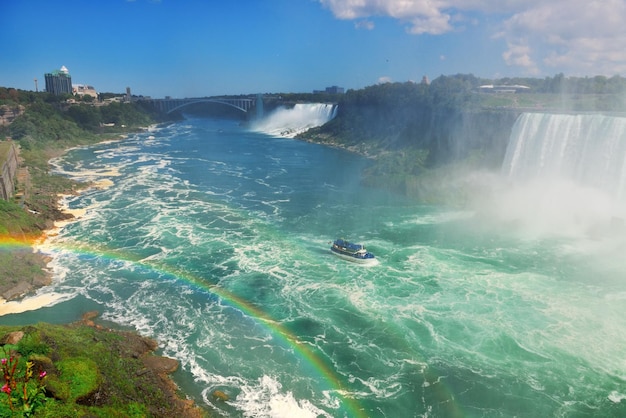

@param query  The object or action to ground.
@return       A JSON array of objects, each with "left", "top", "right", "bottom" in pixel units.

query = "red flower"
[{"left": 1, "top": 383, "right": 10, "bottom": 394}]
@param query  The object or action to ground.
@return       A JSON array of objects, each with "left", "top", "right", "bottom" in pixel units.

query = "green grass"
[
  {"left": 56, "top": 358, "right": 101, "bottom": 401},
  {"left": 0, "top": 199, "right": 41, "bottom": 236},
  {"left": 0, "top": 323, "right": 209, "bottom": 417}
]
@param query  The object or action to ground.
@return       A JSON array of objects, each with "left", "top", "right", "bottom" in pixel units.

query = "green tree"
[{"left": 66, "top": 104, "right": 101, "bottom": 130}]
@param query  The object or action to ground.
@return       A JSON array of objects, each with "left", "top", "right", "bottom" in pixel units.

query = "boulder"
[
  {"left": 142, "top": 356, "right": 179, "bottom": 374},
  {"left": 0, "top": 330, "right": 24, "bottom": 345}
]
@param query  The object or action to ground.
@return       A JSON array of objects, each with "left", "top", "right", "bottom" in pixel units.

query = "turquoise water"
[{"left": 3, "top": 115, "right": 626, "bottom": 417}]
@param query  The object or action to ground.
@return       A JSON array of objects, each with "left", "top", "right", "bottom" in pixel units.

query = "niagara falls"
[{"left": 0, "top": 102, "right": 623, "bottom": 417}]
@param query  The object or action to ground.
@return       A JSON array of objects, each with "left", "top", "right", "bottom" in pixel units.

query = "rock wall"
[
  {"left": 0, "top": 141, "right": 19, "bottom": 200},
  {"left": 426, "top": 109, "right": 522, "bottom": 168},
  {"left": 0, "top": 105, "right": 24, "bottom": 126}
]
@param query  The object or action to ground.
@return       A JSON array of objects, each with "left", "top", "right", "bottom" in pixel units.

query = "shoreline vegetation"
[
  {"left": 0, "top": 312, "right": 207, "bottom": 417},
  {"left": 0, "top": 138, "right": 117, "bottom": 306}
]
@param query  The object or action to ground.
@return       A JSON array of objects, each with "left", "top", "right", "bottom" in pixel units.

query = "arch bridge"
[{"left": 143, "top": 97, "right": 256, "bottom": 114}]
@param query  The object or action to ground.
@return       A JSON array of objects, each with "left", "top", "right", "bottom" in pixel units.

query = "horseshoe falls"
[
  {"left": 496, "top": 113, "right": 626, "bottom": 238},
  {"left": 2, "top": 110, "right": 626, "bottom": 417}
]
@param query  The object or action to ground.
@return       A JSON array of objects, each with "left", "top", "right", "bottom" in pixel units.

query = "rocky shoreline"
[
  {"left": 78, "top": 311, "right": 206, "bottom": 417},
  {"left": 0, "top": 136, "right": 115, "bottom": 304},
  {"left": 0, "top": 247, "right": 53, "bottom": 303},
  {"left": 0, "top": 311, "right": 207, "bottom": 417}
]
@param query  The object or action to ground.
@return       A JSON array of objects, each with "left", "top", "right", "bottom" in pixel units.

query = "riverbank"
[{"left": 0, "top": 131, "right": 211, "bottom": 416}]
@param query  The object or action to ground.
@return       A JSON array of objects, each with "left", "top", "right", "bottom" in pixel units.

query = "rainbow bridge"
[{"left": 141, "top": 96, "right": 259, "bottom": 115}]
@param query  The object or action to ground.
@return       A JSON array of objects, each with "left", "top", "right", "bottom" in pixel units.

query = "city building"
[
  {"left": 313, "top": 86, "right": 345, "bottom": 94},
  {"left": 325, "top": 86, "right": 344, "bottom": 94},
  {"left": 44, "top": 66, "right": 72, "bottom": 95},
  {"left": 478, "top": 84, "right": 530, "bottom": 93},
  {"left": 72, "top": 84, "right": 98, "bottom": 98}
]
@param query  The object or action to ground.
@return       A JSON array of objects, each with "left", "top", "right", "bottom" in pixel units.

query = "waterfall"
[
  {"left": 488, "top": 113, "right": 626, "bottom": 238},
  {"left": 502, "top": 113, "right": 626, "bottom": 202},
  {"left": 250, "top": 103, "right": 337, "bottom": 138}
]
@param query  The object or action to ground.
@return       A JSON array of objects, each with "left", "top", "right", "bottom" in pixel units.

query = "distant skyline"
[{"left": 2, "top": 0, "right": 625, "bottom": 98}]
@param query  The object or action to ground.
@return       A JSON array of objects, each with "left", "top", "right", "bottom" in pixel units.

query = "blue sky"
[{"left": 2, "top": 0, "right": 625, "bottom": 98}]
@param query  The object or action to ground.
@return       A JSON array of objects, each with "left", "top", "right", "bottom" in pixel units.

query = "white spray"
[
  {"left": 476, "top": 112, "right": 626, "bottom": 239},
  {"left": 250, "top": 103, "right": 337, "bottom": 138}
]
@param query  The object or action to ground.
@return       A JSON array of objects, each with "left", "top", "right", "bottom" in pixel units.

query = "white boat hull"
[{"left": 330, "top": 250, "right": 379, "bottom": 265}]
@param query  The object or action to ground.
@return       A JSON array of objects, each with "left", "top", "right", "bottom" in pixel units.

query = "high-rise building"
[{"left": 44, "top": 66, "right": 72, "bottom": 95}]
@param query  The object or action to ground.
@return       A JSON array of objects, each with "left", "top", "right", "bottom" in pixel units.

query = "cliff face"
[
  {"left": 425, "top": 109, "right": 521, "bottom": 169},
  {"left": 0, "top": 141, "right": 19, "bottom": 200},
  {"left": 305, "top": 104, "right": 521, "bottom": 169},
  {"left": 0, "top": 105, "right": 24, "bottom": 127},
  {"left": 301, "top": 105, "right": 523, "bottom": 202}
]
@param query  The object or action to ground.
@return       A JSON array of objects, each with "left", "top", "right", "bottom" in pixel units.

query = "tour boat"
[{"left": 330, "top": 238, "right": 377, "bottom": 264}]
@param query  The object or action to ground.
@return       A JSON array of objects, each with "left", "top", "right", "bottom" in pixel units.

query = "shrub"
[{"left": 0, "top": 348, "right": 48, "bottom": 416}]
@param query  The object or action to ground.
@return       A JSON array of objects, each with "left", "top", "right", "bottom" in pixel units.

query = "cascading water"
[
  {"left": 481, "top": 112, "right": 626, "bottom": 238},
  {"left": 502, "top": 113, "right": 626, "bottom": 202},
  {"left": 250, "top": 103, "right": 337, "bottom": 138}
]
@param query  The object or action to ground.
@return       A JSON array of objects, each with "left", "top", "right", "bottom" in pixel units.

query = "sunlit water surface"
[{"left": 3, "top": 115, "right": 626, "bottom": 417}]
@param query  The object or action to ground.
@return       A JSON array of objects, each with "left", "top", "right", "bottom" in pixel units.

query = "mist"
[
  {"left": 465, "top": 112, "right": 626, "bottom": 241},
  {"left": 250, "top": 103, "right": 337, "bottom": 138}
]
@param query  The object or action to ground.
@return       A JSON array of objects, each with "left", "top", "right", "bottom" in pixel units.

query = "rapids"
[{"left": 2, "top": 109, "right": 626, "bottom": 417}]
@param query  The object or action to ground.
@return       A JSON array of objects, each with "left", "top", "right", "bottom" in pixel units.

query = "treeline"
[
  {"left": 484, "top": 73, "right": 626, "bottom": 94},
  {"left": 300, "top": 73, "right": 626, "bottom": 198},
  {"left": 0, "top": 87, "right": 162, "bottom": 149},
  {"left": 303, "top": 76, "right": 488, "bottom": 160}
]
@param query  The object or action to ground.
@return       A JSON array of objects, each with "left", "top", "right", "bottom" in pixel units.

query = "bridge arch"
[
  {"left": 145, "top": 97, "right": 256, "bottom": 115},
  {"left": 165, "top": 98, "right": 253, "bottom": 114}
]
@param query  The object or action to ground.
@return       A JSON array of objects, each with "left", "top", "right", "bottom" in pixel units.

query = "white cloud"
[
  {"left": 500, "top": 0, "right": 626, "bottom": 75},
  {"left": 319, "top": 0, "right": 626, "bottom": 75},
  {"left": 378, "top": 76, "right": 393, "bottom": 83},
  {"left": 319, "top": 0, "right": 454, "bottom": 33},
  {"left": 497, "top": 36, "right": 539, "bottom": 74},
  {"left": 355, "top": 20, "right": 375, "bottom": 30}
]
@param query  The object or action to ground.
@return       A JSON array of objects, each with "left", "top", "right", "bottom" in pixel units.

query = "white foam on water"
[
  {"left": 229, "top": 375, "right": 333, "bottom": 418},
  {"left": 402, "top": 210, "right": 475, "bottom": 226},
  {"left": 609, "top": 390, "right": 626, "bottom": 403}
]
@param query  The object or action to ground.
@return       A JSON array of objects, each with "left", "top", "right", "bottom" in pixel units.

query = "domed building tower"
[{"left": 44, "top": 65, "right": 72, "bottom": 95}]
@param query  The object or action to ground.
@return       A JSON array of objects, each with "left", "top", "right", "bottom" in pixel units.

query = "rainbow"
[
  {"left": 2, "top": 234, "right": 465, "bottom": 417},
  {"left": 1, "top": 234, "right": 369, "bottom": 418}
]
